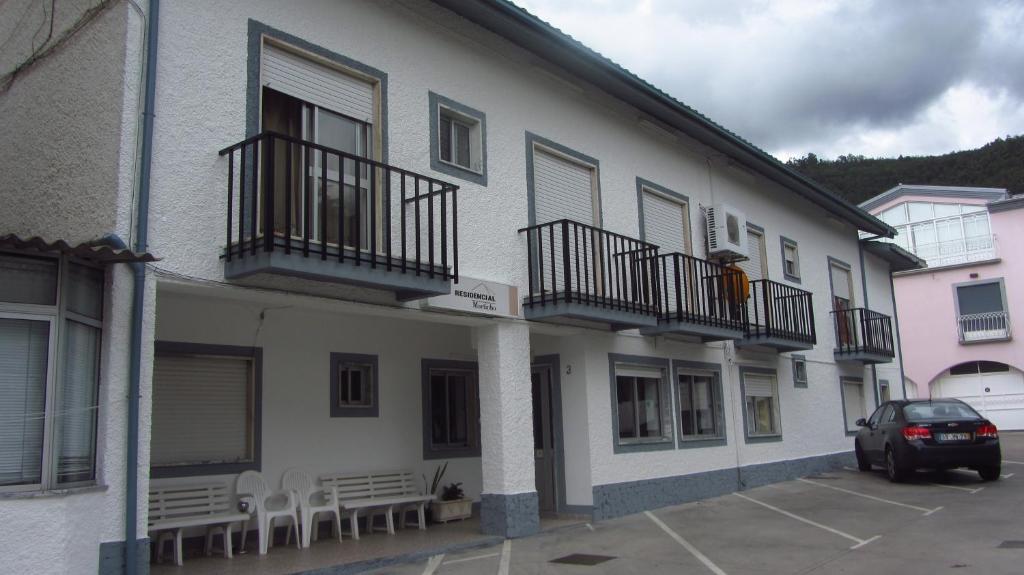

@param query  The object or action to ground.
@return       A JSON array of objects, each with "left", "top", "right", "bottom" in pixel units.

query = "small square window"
[
  {"left": 792, "top": 356, "right": 808, "bottom": 387},
  {"left": 780, "top": 237, "right": 800, "bottom": 282},
  {"left": 330, "top": 353, "right": 379, "bottom": 417},
  {"left": 429, "top": 92, "right": 487, "bottom": 186}
]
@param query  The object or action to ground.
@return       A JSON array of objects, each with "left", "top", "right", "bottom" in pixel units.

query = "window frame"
[
  {"left": 636, "top": 178, "right": 692, "bottom": 256},
  {"left": 672, "top": 360, "right": 726, "bottom": 448},
  {"left": 421, "top": 359, "right": 480, "bottom": 460},
  {"left": 839, "top": 376, "right": 866, "bottom": 437},
  {"left": 0, "top": 252, "right": 105, "bottom": 493},
  {"left": 779, "top": 236, "right": 801, "bottom": 283},
  {"left": 791, "top": 354, "right": 808, "bottom": 388},
  {"left": 428, "top": 91, "right": 487, "bottom": 186},
  {"left": 739, "top": 366, "right": 782, "bottom": 443},
  {"left": 150, "top": 342, "right": 263, "bottom": 479},
  {"left": 329, "top": 352, "right": 379, "bottom": 417},
  {"left": 608, "top": 354, "right": 674, "bottom": 453}
]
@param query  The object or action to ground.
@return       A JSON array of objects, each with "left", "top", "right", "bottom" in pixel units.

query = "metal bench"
[
  {"left": 320, "top": 470, "right": 434, "bottom": 539},
  {"left": 148, "top": 483, "right": 250, "bottom": 566}
]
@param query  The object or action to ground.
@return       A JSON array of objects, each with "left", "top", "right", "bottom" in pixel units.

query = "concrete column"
[{"left": 475, "top": 321, "right": 539, "bottom": 537}]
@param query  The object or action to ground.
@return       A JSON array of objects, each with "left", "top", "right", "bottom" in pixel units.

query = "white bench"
[
  {"left": 148, "top": 483, "right": 251, "bottom": 566},
  {"left": 320, "top": 470, "right": 434, "bottom": 540}
]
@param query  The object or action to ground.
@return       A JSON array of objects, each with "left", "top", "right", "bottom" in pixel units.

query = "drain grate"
[
  {"left": 550, "top": 553, "right": 616, "bottom": 566},
  {"left": 998, "top": 541, "right": 1024, "bottom": 549}
]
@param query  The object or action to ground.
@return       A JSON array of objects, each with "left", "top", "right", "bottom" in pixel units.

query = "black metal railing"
[
  {"left": 651, "top": 253, "right": 748, "bottom": 330},
  {"left": 747, "top": 279, "right": 816, "bottom": 344},
  {"left": 832, "top": 307, "right": 894, "bottom": 357},
  {"left": 518, "top": 219, "right": 660, "bottom": 315},
  {"left": 218, "top": 131, "right": 458, "bottom": 281}
]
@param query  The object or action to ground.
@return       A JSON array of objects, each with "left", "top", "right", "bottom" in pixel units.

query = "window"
[
  {"left": 610, "top": 355, "right": 672, "bottom": 452},
  {"left": 741, "top": 369, "right": 781, "bottom": 440},
  {"left": 829, "top": 258, "right": 857, "bottom": 348},
  {"left": 878, "top": 379, "right": 891, "bottom": 402},
  {"left": 955, "top": 280, "right": 1010, "bottom": 342},
  {"left": 0, "top": 253, "right": 103, "bottom": 491},
  {"left": 151, "top": 343, "right": 261, "bottom": 477},
  {"left": 677, "top": 369, "right": 724, "bottom": 442},
  {"left": 866, "top": 405, "right": 885, "bottom": 427},
  {"left": 949, "top": 361, "right": 1010, "bottom": 376},
  {"left": 422, "top": 360, "right": 479, "bottom": 459},
  {"left": 780, "top": 237, "right": 800, "bottom": 282},
  {"left": 791, "top": 355, "right": 808, "bottom": 388},
  {"left": 639, "top": 181, "right": 691, "bottom": 255},
  {"left": 737, "top": 225, "right": 766, "bottom": 281},
  {"left": 429, "top": 92, "right": 487, "bottom": 185},
  {"left": 841, "top": 377, "right": 866, "bottom": 435},
  {"left": 330, "top": 353, "right": 378, "bottom": 417},
  {"left": 877, "top": 202, "right": 994, "bottom": 267}
]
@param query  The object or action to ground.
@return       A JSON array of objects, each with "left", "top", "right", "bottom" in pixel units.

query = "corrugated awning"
[{"left": 0, "top": 234, "right": 156, "bottom": 264}]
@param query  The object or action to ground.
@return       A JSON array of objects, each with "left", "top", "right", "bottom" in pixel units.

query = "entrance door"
[{"left": 531, "top": 366, "right": 556, "bottom": 514}]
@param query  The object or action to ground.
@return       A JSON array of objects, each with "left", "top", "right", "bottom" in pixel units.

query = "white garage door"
[{"left": 931, "top": 363, "right": 1024, "bottom": 431}]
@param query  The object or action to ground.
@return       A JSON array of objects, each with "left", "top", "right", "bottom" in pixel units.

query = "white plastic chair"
[
  {"left": 236, "top": 470, "right": 300, "bottom": 555},
  {"left": 282, "top": 468, "right": 343, "bottom": 548}
]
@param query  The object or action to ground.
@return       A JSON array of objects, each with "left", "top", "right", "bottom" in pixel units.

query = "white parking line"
[
  {"left": 1003, "top": 473, "right": 1015, "bottom": 479},
  {"left": 422, "top": 554, "right": 445, "bottom": 575},
  {"left": 645, "top": 511, "right": 728, "bottom": 575},
  {"left": 733, "top": 492, "right": 881, "bottom": 550},
  {"left": 497, "top": 539, "right": 512, "bottom": 575},
  {"left": 1003, "top": 460, "right": 1024, "bottom": 465},
  {"left": 798, "top": 478, "right": 943, "bottom": 515},
  {"left": 928, "top": 482, "right": 984, "bottom": 494},
  {"left": 442, "top": 552, "right": 500, "bottom": 566},
  {"left": 585, "top": 523, "right": 595, "bottom": 531}
]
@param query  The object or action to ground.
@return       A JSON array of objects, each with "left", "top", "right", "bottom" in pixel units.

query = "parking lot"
[{"left": 367, "top": 432, "right": 1024, "bottom": 575}]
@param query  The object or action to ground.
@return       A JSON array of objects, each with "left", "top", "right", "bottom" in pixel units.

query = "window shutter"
[
  {"left": 737, "top": 230, "right": 764, "bottom": 281},
  {"left": 744, "top": 374, "right": 775, "bottom": 398},
  {"left": 643, "top": 191, "right": 688, "bottom": 255},
  {"left": 830, "top": 265, "right": 852, "bottom": 301},
  {"left": 151, "top": 354, "right": 253, "bottom": 467},
  {"left": 843, "top": 380, "right": 865, "bottom": 432},
  {"left": 262, "top": 43, "right": 375, "bottom": 124},
  {"left": 533, "top": 149, "right": 594, "bottom": 226},
  {"left": 616, "top": 365, "right": 664, "bottom": 379},
  {"left": 0, "top": 319, "right": 49, "bottom": 486}
]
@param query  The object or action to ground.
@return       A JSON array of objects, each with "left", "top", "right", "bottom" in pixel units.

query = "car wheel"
[
  {"left": 855, "top": 441, "right": 871, "bottom": 471},
  {"left": 978, "top": 466, "right": 1001, "bottom": 482},
  {"left": 885, "top": 447, "right": 908, "bottom": 483}
]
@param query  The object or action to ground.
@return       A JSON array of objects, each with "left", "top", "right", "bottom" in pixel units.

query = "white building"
[{"left": 0, "top": 1, "right": 918, "bottom": 573}]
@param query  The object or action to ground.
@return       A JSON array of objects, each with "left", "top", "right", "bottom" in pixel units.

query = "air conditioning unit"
[{"left": 706, "top": 204, "right": 748, "bottom": 259}]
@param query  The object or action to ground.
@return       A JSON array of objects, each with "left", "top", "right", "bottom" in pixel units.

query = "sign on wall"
[{"left": 421, "top": 276, "right": 520, "bottom": 318}]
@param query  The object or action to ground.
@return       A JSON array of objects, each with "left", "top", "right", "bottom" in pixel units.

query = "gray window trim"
[
  {"left": 671, "top": 359, "right": 727, "bottom": 448},
  {"left": 791, "top": 354, "right": 808, "bottom": 388},
  {"left": 636, "top": 177, "right": 690, "bottom": 253},
  {"left": 746, "top": 221, "right": 765, "bottom": 234},
  {"left": 738, "top": 365, "right": 783, "bottom": 443},
  {"left": 150, "top": 341, "right": 263, "bottom": 479},
  {"left": 428, "top": 91, "right": 487, "bottom": 186},
  {"left": 608, "top": 353, "right": 674, "bottom": 453},
  {"left": 839, "top": 376, "right": 865, "bottom": 437},
  {"left": 952, "top": 277, "right": 1009, "bottom": 315},
  {"left": 780, "top": 236, "right": 801, "bottom": 283},
  {"left": 246, "top": 19, "right": 389, "bottom": 162},
  {"left": 329, "top": 352, "right": 379, "bottom": 417},
  {"left": 525, "top": 131, "right": 602, "bottom": 228},
  {"left": 421, "top": 358, "right": 480, "bottom": 460}
]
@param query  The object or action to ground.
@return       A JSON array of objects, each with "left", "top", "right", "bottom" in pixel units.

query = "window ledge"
[
  {"left": 614, "top": 438, "right": 675, "bottom": 453},
  {"left": 744, "top": 434, "right": 783, "bottom": 444},
  {"left": 677, "top": 437, "right": 727, "bottom": 449},
  {"left": 0, "top": 483, "right": 107, "bottom": 500},
  {"left": 438, "top": 158, "right": 483, "bottom": 177}
]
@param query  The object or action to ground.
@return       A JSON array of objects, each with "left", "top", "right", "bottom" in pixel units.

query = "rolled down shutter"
[
  {"left": 737, "top": 229, "right": 764, "bottom": 281},
  {"left": 643, "top": 191, "right": 688, "bottom": 254},
  {"left": 533, "top": 149, "right": 594, "bottom": 226},
  {"left": 831, "top": 265, "right": 852, "bottom": 301},
  {"left": 616, "top": 365, "right": 664, "bottom": 379},
  {"left": 843, "top": 380, "right": 865, "bottom": 432},
  {"left": 744, "top": 374, "right": 776, "bottom": 397},
  {"left": 151, "top": 354, "right": 253, "bottom": 467},
  {"left": 262, "top": 43, "right": 374, "bottom": 123}
]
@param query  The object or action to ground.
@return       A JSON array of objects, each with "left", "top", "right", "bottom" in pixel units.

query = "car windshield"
[{"left": 904, "top": 402, "right": 981, "bottom": 421}]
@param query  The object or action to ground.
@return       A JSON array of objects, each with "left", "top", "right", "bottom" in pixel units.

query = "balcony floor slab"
[
  {"left": 640, "top": 319, "right": 745, "bottom": 342},
  {"left": 735, "top": 335, "right": 815, "bottom": 353},
  {"left": 523, "top": 300, "right": 658, "bottom": 330}
]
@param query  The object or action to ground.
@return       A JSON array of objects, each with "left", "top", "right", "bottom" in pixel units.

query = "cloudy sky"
[{"left": 515, "top": 0, "right": 1024, "bottom": 161}]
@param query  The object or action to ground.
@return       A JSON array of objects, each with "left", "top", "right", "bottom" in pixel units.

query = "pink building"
[{"left": 862, "top": 185, "right": 1024, "bottom": 430}]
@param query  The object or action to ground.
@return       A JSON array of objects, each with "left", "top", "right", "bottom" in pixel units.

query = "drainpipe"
[
  {"left": 121, "top": 0, "right": 159, "bottom": 572},
  {"left": 857, "top": 241, "right": 880, "bottom": 407}
]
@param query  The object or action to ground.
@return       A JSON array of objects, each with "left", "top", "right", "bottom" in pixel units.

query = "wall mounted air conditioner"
[{"left": 706, "top": 204, "right": 748, "bottom": 259}]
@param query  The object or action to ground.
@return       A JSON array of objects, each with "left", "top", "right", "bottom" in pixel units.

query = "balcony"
[
  {"left": 218, "top": 132, "right": 458, "bottom": 300},
  {"left": 736, "top": 280, "right": 816, "bottom": 352},
  {"left": 639, "top": 253, "right": 747, "bottom": 341},
  {"left": 518, "top": 219, "right": 659, "bottom": 330},
  {"left": 958, "top": 311, "right": 1012, "bottom": 343},
  {"left": 831, "top": 307, "right": 896, "bottom": 364}
]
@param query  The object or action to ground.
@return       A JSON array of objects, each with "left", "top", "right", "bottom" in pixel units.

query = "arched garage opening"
[{"left": 930, "top": 361, "right": 1024, "bottom": 431}]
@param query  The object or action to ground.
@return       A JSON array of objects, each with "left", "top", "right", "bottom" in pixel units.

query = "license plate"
[{"left": 937, "top": 432, "right": 971, "bottom": 441}]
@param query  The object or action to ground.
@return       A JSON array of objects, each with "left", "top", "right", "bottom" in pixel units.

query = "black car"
[{"left": 854, "top": 399, "right": 1001, "bottom": 482}]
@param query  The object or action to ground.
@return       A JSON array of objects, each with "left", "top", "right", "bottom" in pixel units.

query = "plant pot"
[{"left": 431, "top": 498, "right": 473, "bottom": 523}]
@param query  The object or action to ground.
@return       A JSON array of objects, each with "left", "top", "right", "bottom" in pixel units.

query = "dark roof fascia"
[
  {"left": 431, "top": 0, "right": 894, "bottom": 237},
  {"left": 987, "top": 195, "right": 1024, "bottom": 214},
  {"left": 860, "top": 185, "right": 1009, "bottom": 212},
  {"left": 860, "top": 239, "right": 926, "bottom": 272}
]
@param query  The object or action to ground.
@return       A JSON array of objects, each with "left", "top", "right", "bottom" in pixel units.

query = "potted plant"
[{"left": 431, "top": 482, "right": 472, "bottom": 523}]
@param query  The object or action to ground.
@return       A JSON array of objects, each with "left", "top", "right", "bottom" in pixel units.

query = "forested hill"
[{"left": 785, "top": 135, "right": 1024, "bottom": 205}]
